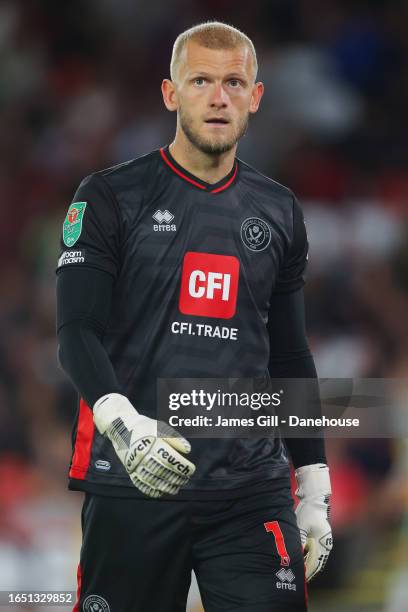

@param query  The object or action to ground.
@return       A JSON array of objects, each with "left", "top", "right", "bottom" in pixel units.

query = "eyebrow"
[{"left": 189, "top": 71, "right": 248, "bottom": 81}]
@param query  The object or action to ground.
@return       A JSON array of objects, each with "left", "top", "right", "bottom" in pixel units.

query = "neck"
[{"left": 169, "top": 131, "right": 236, "bottom": 185}]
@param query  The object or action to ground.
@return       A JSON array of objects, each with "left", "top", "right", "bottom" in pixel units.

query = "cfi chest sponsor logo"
[
  {"left": 241, "top": 217, "right": 271, "bottom": 252},
  {"left": 179, "top": 252, "right": 239, "bottom": 319},
  {"left": 152, "top": 209, "right": 176, "bottom": 232},
  {"left": 63, "top": 201, "right": 87, "bottom": 247}
]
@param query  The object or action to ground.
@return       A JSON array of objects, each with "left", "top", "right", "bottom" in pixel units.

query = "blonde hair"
[{"left": 170, "top": 21, "right": 258, "bottom": 83}]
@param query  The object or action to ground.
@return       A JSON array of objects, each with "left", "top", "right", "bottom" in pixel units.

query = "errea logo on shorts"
[
  {"left": 179, "top": 252, "right": 239, "bottom": 319},
  {"left": 276, "top": 568, "right": 296, "bottom": 591}
]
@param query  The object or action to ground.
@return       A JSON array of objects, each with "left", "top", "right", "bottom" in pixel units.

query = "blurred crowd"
[{"left": 0, "top": 1, "right": 407, "bottom": 609}]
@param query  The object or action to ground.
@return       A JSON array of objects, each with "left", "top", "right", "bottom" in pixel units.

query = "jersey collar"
[{"left": 160, "top": 145, "right": 238, "bottom": 194}]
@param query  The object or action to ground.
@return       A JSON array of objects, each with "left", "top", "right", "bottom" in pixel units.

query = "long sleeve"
[
  {"left": 56, "top": 267, "right": 122, "bottom": 408},
  {"left": 56, "top": 172, "right": 123, "bottom": 408},
  {"left": 268, "top": 194, "right": 327, "bottom": 468},
  {"left": 267, "top": 288, "right": 327, "bottom": 468}
]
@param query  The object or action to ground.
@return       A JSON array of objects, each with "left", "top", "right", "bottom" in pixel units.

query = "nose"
[{"left": 209, "top": 82, "right": 228, "bottom": 108}]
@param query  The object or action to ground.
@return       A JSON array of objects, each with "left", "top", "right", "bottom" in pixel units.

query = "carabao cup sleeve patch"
[
  {"left": 63, "top": 202, "right": 87, "bottom": 247},
  {"left": 57, "top": 174, "right": 121, "bottom": 279}
]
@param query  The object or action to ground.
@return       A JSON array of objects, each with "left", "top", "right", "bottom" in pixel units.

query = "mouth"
[{"left": 204, "top": 117, "right": 230, "bottom": 126}]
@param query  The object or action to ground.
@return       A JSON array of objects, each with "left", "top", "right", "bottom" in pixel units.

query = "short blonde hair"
[{"left": 170, "top": 21, "right": 258, "bottom": 83}]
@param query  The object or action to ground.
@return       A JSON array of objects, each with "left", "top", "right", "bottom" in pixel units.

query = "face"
[{"left": 162, "top": 40, "right": 264, "bottom": 155}]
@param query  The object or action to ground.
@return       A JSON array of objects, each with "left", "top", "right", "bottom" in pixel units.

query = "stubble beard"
[{"left": 178, "top": 106, "right": 249, "bottom": 155}]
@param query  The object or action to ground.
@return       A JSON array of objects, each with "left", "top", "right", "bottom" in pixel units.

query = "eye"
[
  {"left": 228, "top": 79, "right": 242, "bottom": 88},
  {"left": 194, "top": 77, "right": 206, "bottom": 86}
]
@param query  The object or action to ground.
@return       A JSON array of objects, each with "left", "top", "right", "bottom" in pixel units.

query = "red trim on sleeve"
[
  {"left": 69, "top": 399, "right": 95, "bottom": 480},
  {"left": 73, "top": 563, "right": 82, "bottom": 612}
]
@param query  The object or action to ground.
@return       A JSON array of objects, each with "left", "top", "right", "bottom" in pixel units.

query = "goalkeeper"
[{"left": 56, "top": 20, "right": 332, "bottom": 612}]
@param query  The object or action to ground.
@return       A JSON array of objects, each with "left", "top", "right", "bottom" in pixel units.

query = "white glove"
[
  {"left": 93, "top": 393, "right": 196, "bottom": 498},
  {"left": 295, "top": 463, "right": 333, "bottom": 581}
]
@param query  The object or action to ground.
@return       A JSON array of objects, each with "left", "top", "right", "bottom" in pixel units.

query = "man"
[{"left": 56, "top": 21, "right": 332, "bottom": 612}]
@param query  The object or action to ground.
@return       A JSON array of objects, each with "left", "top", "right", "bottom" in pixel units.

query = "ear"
[
  {"left": 249, "top": 81, "right": 264, "bottom": 114},
  {"left": 162, "top": 79, "right": 178, "bottom": 112}
]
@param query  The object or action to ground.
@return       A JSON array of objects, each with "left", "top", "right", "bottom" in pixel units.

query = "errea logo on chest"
[
  {"left": 152, "top": 209, "right": 177, "bottom": 232},
  {"left": 179, "top": 252, "right": 239, "bottom": 319}
]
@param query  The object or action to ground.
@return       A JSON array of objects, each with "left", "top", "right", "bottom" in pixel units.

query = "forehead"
[{"left": 179, "top": 40, "right": 254, "bottom": 78}]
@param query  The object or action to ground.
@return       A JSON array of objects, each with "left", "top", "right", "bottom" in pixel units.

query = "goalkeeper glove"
[
  {"left": 93, "top": 393, "right": 196, "bottom": 498},
  {"left": 295, "top": 463, "right": 333, "bottom": 581}
]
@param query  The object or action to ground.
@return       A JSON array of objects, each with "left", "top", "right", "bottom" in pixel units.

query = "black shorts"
[{"left": 73, "top": 479, "right": 307, "bottom": 612}]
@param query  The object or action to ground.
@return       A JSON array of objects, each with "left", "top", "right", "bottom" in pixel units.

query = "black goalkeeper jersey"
[{"left": 56, "top": 145, "right": 309, "bottom": 499}]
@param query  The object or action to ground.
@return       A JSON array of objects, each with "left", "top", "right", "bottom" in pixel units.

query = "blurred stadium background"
[{"left": 1, "top": 1, "right": 407, "bottom": 610}]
